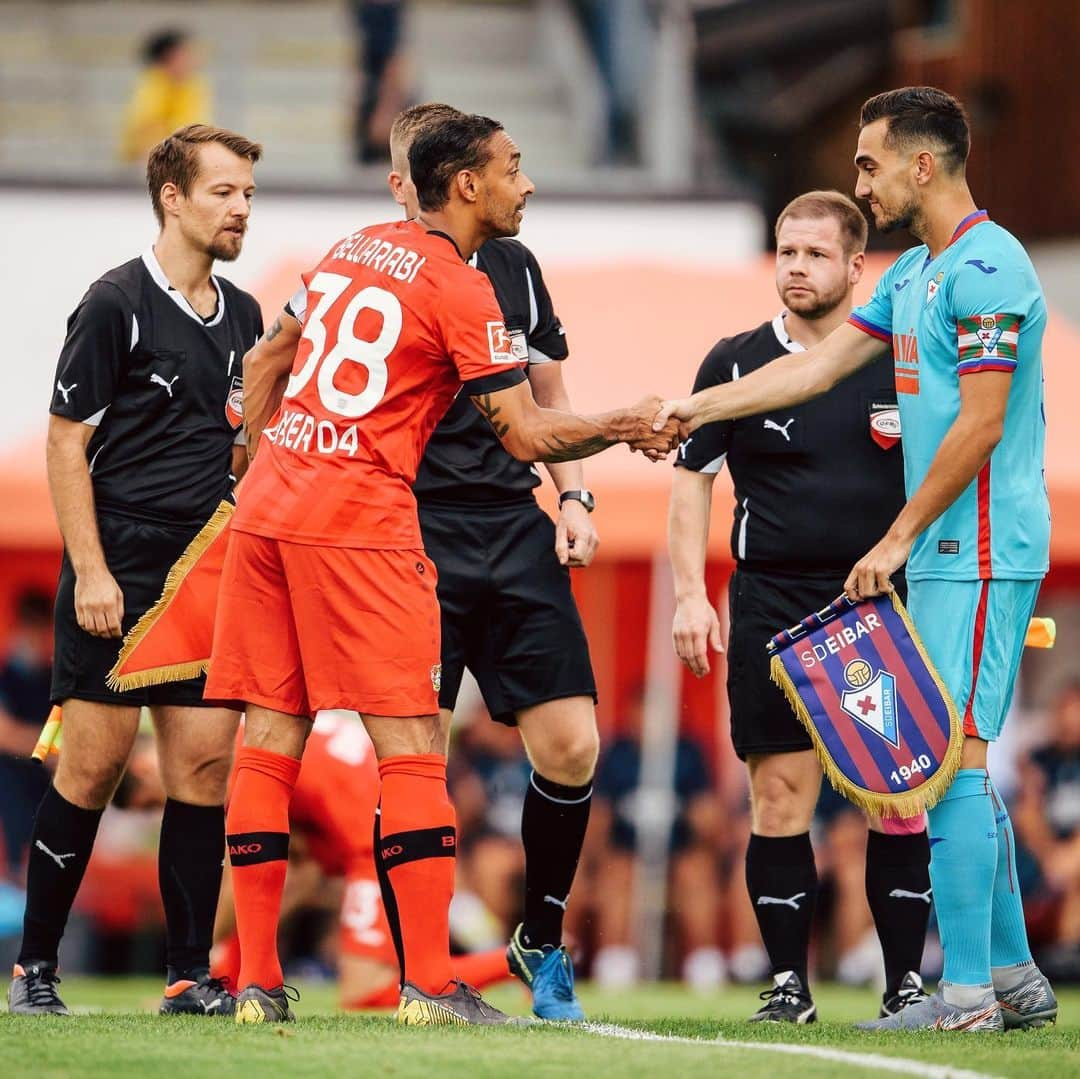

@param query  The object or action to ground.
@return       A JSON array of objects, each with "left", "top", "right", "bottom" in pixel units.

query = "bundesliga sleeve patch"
[{"left": 957, "top": 313, "right": 1020, "bottom": 374}]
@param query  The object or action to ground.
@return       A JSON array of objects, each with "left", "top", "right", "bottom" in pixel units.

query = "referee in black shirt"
[
  {"left": 668, "top": 192, "right": 931, "bottom": 1024},
  {"left": 8, "top": 126, "right": 263, "bottom": 1018}
]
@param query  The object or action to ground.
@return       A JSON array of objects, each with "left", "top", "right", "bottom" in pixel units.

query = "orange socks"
[
  {"left": 226, "top": 746, "right": 301, "bottom": 991},
  {"left": 375, "top": 754, "right": 456, "bottom": 994}
]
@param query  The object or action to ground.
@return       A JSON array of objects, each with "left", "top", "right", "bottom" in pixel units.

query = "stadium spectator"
[
  {"left": 119, "top": 29, "right": 211, "bottom": 164},
  {"left": 0, "top": 590, "right": 54, "bottom": 881},
  {"left": 587, "top": 693, "right": 727, "bottom": 990},
  {"left": 1013, "top": 681, "right": 1080, "bottom": 982},
  {"left": 350, "top": 1, "right": 410, "bottom": 164}
]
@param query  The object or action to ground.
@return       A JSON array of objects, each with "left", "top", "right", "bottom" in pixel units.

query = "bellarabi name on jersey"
[{"left": 330, "top": 229, "right": 429, "bottom": 284}]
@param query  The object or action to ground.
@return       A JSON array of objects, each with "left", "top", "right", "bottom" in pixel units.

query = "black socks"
[
  {"left": 865, "top": 828, "right": 932, "bottom": 997},
  {"left": 745, "top": 832, "right": 818, "bottom": 988},
  {"left": 18, "top": 785, "right": 103, "bottom": 966},
  {"left": 159, "top": 798, "right": 227, "bottom": 983},
  {"left": 520, "top": 771, "right": 592, "bottom": 949}
]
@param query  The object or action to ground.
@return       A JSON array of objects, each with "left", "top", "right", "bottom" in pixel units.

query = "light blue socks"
[
  {"left": 987, "top": 778, "right": 1034, "bottom": 976},
  {"left": 926, "top": 769, "right": 997, "bottom": 987}
]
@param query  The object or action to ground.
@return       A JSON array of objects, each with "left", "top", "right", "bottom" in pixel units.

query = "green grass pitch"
[{"left": 2, "top": 977, "right": 1077, "bottom": 1078}]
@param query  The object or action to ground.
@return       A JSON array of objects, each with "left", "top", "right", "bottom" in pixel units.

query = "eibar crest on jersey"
[{"left": 926, "top": 270, "right": 944, "bottom": 303}]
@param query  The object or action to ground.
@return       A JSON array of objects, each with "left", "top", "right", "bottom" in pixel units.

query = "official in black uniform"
[
  {"left": 8, "top": 126, "right": 263, "bottom": 1018},
  {"left": 668, "top": 192, "right": 932, "bottom": 1023},
  {"left": 391, "top": 105, "right": 597, "bottom": 1019}
]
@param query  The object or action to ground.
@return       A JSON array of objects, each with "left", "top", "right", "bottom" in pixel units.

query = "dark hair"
[
  {"left": 143, "top": 29, "right": 188, "bottom": 66},
  {"left": 14, "top": 588, "right": 52, "bottom": 626},
  {"left": 408, "top": 114, "right": 504, "bottom": 212},
  {"left": 775, "top": 190, "right": 868, "bottom": 256},
  {"left": 146, "top": 123, "right": 262, "bottom": 225},
  {"left": 860, "top": 86, "right": 970, "bottom": 173}
]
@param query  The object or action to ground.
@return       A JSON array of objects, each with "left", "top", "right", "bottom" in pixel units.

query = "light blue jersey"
[{"left": 849, "top": 210, "right": 1049, "bottom": 581}]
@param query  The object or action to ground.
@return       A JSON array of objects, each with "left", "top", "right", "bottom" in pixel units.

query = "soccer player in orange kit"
[{"left": 206, "top": 112, "right": 679, "bottom": 1024}]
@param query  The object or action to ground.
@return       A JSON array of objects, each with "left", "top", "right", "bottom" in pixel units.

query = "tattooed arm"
[
  {"left": 469, "top": 379, "right": 679, "bottom": 463},
  {"left": 243, "top": 311, "right": 301, "bottom": 460}
]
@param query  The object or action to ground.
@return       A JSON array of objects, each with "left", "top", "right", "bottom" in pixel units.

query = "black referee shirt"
[
  {"left": 412, "top": 237, "right": 569, "bottom": 505},
  {"left": 675, "top": 314, "right": 905, "bottom": 574},
  {"left": 50, "top": 249, "right": 263, "bottom": 527}
]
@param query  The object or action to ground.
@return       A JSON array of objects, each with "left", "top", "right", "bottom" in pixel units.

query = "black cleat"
[
  {"left": 7, "top": 962, "right": 71, "bottom": 1015},
  {"left": 748, "top": 971, "right": 817, "bottom": 1024},
  {"left": 234, "top": 983, "right": 298, "bottom": 1024},
  {"left": 880, "top": 970, "right": 931, "bottom": 1017},
  {"left": 159, "top": 971, "right": 235, "bottom": 1016}
]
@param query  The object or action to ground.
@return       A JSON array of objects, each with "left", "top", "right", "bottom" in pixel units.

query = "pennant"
[
  {"left": 106, "top": 500, "right": 233, "bottom": 691},
  {"left": 767, "top": 592, "right": 962, "bottom": 818}
]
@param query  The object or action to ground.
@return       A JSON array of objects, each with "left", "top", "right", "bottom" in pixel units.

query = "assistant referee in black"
[
  {"left": 668, "top": 192, "right": 931, "bottom": 1025},
  {"left": 8, "top": 126, "right": 263, "bottom": 1018}
]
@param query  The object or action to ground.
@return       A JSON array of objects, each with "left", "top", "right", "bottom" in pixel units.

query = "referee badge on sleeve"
[
  {"left": 225, "top": 376, "right": 244, "bottom": 427},
  {"left": 766, "top": 593, "right": 962, "bottom": 818}
]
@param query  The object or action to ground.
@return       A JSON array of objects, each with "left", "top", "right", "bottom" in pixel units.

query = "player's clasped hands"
[{"left": 627, "top": 395, "right": 682, "bottom": 461}]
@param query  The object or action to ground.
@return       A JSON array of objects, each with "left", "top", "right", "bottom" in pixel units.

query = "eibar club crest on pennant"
[{"left": 767, "top": 592, "right": 962, "bottom": 817}]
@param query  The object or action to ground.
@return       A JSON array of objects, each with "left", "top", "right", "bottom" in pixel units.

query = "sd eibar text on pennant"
[{"left": 767, "top": 592, "right": 962, "bottom": 817}]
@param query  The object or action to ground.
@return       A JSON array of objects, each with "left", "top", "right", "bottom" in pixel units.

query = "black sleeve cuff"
[{"left": 462, "top": 365, "right": 528, "bottom": 396}]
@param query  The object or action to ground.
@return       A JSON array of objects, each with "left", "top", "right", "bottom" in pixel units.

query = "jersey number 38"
[{"left": 284, "top": 272, "right": 402, "bottom": 419}]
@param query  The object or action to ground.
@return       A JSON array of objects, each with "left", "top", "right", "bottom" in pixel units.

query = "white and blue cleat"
[{"left": 507, "top": 923, "right": 585, "bottom": 1022}]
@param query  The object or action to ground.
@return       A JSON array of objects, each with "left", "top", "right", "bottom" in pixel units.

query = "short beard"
[
  {"left": 207, "top": 236, "right": 243, "bottom": 262},
  {"left": 877, "top": 201, "right": 917, "bottom": 235},
  {"left": 783, "top": 281, "right": 848, "bottom": 321}
]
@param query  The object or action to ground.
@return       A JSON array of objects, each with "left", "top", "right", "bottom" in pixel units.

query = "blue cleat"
[{"left": 506, "top": 923, "right": 585, "bottom": 1022}]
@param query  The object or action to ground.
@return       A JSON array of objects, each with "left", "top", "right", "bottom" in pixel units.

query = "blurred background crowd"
[{"left": 2, "top": 0, "right": 1079, "bottom": 990}]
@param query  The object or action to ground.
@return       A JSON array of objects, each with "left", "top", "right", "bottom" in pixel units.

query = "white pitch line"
[{"left": 581, "top": 1021, "right": 1001, "bottom": 1079}]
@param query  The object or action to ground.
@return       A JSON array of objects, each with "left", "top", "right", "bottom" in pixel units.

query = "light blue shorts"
[{"left": 907, "top": 578, "right": 1041, "bottom": 741}]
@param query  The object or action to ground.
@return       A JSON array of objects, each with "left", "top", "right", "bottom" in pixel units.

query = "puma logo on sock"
[
  {"left": 35, "top": 840, "right": 76, "bottom": 869},
  {"left": 889, "top": 887, "right": 933, "bottom": 904},
  {"left": 757, "top": 892, "right": 807, "bottom": 910}
]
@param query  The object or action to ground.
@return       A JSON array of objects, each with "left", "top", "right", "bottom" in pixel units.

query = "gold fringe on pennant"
[
  {"left": 106, "top": 500, "right": 234, "bottom": 692},
  {"left": 769, "top": 591, "right": 964, "bottom": 819}
]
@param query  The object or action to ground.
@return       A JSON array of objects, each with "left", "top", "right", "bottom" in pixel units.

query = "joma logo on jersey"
[
  {"left": 487, "top": 321, "right": 518, "bottom": 364},
  {"left": 893, "top": 333, "right": 920, "bottom": 395}
]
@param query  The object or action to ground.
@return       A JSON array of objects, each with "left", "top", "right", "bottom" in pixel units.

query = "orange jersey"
[{"left": 234, "top": 221, "right": 526, "bottom": 548}]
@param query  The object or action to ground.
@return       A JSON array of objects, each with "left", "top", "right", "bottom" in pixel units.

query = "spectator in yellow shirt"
[{"left": 119, "top": 30, "right": 211, "bottom": 164}]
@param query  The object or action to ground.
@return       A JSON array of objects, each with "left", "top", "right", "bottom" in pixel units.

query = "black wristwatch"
[{"left": 559, "top": 489, "right": 596, "bottom": 513}]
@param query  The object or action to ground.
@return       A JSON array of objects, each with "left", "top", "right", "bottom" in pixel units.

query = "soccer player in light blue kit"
[{"left": 655, "top": 87, "right": 1057, "bottom": 1031}]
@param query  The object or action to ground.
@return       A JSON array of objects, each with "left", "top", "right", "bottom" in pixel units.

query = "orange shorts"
[
  {"left": 339, "top": 867, "right": 397, "bottom": 965},
  {"left": 204, "top": 530, "right": 441, "bottom": 717}
]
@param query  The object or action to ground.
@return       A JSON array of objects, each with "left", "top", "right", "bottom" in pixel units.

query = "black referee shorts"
[
  {"left": 52, "top": 512, "right": 217, "bottom": 708},
  {"left": 418, "top": 499, "right": 597, "bottom": 725},
  {"left": 727, "top": 567, "right": 908, "bottom": 759}
]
